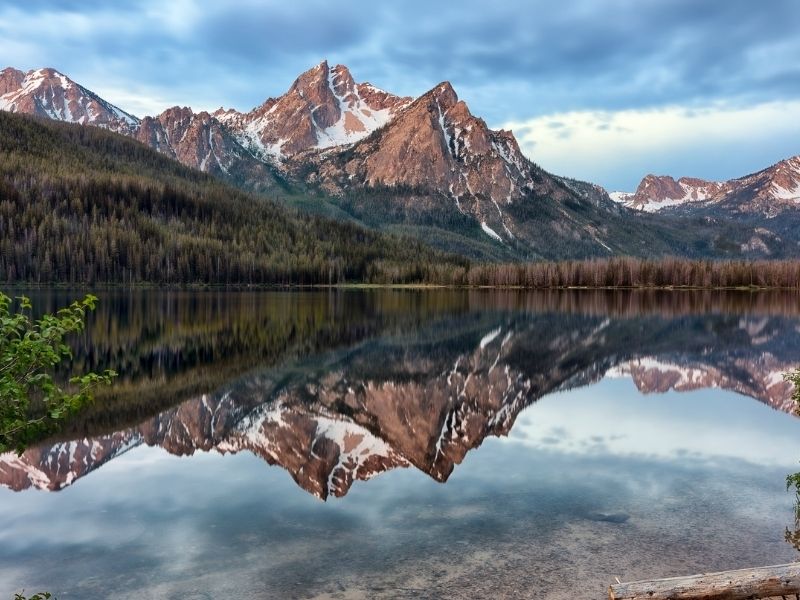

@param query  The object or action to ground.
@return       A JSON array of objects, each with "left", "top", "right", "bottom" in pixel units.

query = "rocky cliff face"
[
  {"left": 614, "top": 175, "right": 725, "bottom": 212},
  {"left": 135, "top": 106, "right": 281, "bottom": 191},
  {"left": 718, "top": 155, "right": 800, "bottom": 216},
  {"left": 298, "top": 81, "right": 560, "bottom": 242}
]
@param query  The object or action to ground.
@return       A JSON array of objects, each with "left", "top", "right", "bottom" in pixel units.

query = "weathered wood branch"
[{"left": 608, "top": 563, "right": 800, "bottom": 600}]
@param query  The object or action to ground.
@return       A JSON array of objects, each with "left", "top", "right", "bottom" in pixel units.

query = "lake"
[{"left": 1, "top": 289, "right": 800, "bottom": 599}]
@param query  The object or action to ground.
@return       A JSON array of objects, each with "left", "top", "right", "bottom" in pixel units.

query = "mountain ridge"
[
  {"left": 610, "top": 155, "right": 800, "bottom": 214},
  {"left": 0, "top": 62, "right": 657, "bottom": 259},
  {"left": 2, "top": 63, "right": 799, "bottom": 260}
]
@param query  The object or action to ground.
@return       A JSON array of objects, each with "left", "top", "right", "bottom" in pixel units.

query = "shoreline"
[{"left": 2, "top": 283, "right": 800, "bottom": 291}]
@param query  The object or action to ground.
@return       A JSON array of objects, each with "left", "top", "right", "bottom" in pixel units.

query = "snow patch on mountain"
[
  {"left": 608, "top": 191, "right": 633, "bottom": 205},
  {"left": 772, "top": 182, "right": 800, "bottom": 201},
  {"left": 314, "top": 67, "right": 403, "bottom": 149},
  {"left": 481, "top": 222, "right": 503, "bottom": 241}
]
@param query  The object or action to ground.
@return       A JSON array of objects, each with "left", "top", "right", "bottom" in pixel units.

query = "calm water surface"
[{"left": 1, "top": 289, "right": 800, "bottom": 599}]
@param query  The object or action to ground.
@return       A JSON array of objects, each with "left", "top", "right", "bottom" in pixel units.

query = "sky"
[{"left": 1, "top": 0, "right": 799, "bottom": 190}]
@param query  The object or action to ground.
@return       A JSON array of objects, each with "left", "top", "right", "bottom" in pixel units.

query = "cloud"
[
  {"left": 2, "top": 0, "right": 799, "bottom": 116},
  {"left": 0, "top": 0, "right": 798, "bottom": 184},
  {"left": 505, "top": 100, "right": 800, "bottom": 190}
]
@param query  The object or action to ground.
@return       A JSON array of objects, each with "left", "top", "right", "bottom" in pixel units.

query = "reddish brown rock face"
[
  {"left": 136, "top": 107, "right": 234, "bottom": 173},
  {"left": 304, "top": 81, "right": 556, "bottom": 240},
  {"left": 0, "top": 67, "right": 24, "bottom": 95},
  {"left": 722, "top": 155, "right": 800, "bottom": 214},
  {"left": 134, "top": 106, "right": 281, "bottom": 189},
  {"left": 622, "top": 174, "right": 725, "bottom": 211},
  {"left": 636, "top": 175, "right": 688, "bottom": 204}
]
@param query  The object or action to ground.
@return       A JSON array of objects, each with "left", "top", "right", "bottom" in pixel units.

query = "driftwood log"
[{"left": 608, "top": 563, "right": 800, "bottom": 599}]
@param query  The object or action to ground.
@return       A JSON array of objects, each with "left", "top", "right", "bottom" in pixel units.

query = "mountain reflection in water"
[{"left": 2, "top": 289, "right": 798, "bottom": 499}]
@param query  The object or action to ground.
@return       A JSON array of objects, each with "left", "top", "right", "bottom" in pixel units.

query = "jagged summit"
[{"left": 215, "top": 60, "right": 412, "bottom": 160}]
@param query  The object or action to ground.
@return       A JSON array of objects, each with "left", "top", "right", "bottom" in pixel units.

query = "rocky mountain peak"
[
  {"left": 329, "top": 63, "right": 356, "bottom": 97},
  {"left": 287, "top": 60, "right": 339, "bottom": 128},
  {"left": 429, "top": 81, "right": 458, "bottom": 106},
  {"left": 213, "top": 60, "right": 412, "bottom": 161},
  {"left": 302, "top": 76, "right": 576, "bottom": 245},
  {"left": 760, "top": 155, "right": 800, "bottom": 201},
  {"left": 636, "top": 174, "right": 683, "bottom": 198},
  {"left": 0, "top": 66, "right": 139, "bottom": 135},
  {"left": 134, "top": 105, "right": 282, "bottom": 190}
]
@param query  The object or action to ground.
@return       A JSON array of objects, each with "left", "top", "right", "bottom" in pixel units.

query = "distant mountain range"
[
  {"left": 611, "top": 156, "right": 800, "bottom": 215},
  {"left": 2, "top": 63, "right": 799, "bottom": 260}
]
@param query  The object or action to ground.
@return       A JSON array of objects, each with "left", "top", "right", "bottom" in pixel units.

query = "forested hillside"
[{"left": 0, "top": 112, "right": 467, "bottom": 285}]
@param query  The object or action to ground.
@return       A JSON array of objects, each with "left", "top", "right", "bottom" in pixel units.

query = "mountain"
[
  {"left": 213, "top": 61, "right": 412, "bottom": 160},
  {"left": 297, "top": 81, "right": 559, "bottom": 241},
  {"left": 0, "top": 67, "right": 284, "bottom": 192},
  {"left": 0, "top": 63, "right": 685, "bottom": 260},
  {"left": 610, "top": 176, "right": 726, "bottom": 212},
  {"left": 609, "top": 156, "right": 800, "bottom": 256},
  {"left": 2, "top": 63, "right": 800, "bottom": 260},
  {"left": 611, "top": 155, "right": 800, "bottom": 215},
  {"left": 276, "top": 67, "right": 719, "bottom": 260},
  {"left": 200, "top": 62, "right": 657, "bottom": 260},
  {"left": 0, "top": 110, "right": 465, "bottom": 285},
  {"left": 0, "top": 67, "right": 139, "bottom": 135}
]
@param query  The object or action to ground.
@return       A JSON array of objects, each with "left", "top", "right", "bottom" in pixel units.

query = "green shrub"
[{"left": 0, "top": 292, "right": 115, "bottom": 453}]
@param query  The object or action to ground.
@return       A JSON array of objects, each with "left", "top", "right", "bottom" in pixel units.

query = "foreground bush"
[{"left": 0, "top": 292, "right": 115, "bottom": 453}]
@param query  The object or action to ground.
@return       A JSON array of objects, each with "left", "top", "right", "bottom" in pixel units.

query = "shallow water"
[{"left": 1, "top": 289, "right": 799, "bottom": 599}]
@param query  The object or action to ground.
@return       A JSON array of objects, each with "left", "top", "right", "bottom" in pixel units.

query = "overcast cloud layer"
[{"left": 1, "top": 0, "right": 798, "bottom": 189}]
